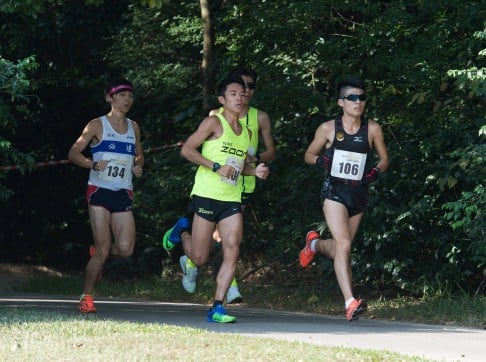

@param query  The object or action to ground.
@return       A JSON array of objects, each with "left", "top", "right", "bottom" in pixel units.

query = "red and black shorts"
[{"left": 86, "top": 185, "right": 133, "bottom": 213}]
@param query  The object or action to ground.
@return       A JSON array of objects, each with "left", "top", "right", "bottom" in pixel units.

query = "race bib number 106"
[{"left": 330, "top": 149, "right": 367, "bottom": 181}]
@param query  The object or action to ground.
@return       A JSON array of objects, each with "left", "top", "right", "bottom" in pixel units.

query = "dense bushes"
[{"left": 1, "top": 0, "right": 484, "bottom": 296}]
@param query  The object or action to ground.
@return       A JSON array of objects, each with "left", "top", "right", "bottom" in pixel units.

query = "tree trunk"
[{"left": 199, "top": 0, "right": 215, "bottom": 111}]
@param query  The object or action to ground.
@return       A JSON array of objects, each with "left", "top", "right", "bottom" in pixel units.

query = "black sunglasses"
[
  {"left": 340, "top": 94, "right": 366, "bottom": 102},
  {"left": 244, "top": 81, "right": 256, "bottom": 90}
]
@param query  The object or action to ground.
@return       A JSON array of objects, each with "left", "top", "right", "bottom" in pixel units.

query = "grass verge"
[{"left": 1, "top": 308, "right": 429, "bottom": 361}]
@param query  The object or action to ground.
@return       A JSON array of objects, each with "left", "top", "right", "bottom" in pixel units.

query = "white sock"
[
  {"left": 310, "top": 239, "right": 318, "bottom": 252},
  {"left": 345, "top": 297, "right": 355, "bottom": 309}
]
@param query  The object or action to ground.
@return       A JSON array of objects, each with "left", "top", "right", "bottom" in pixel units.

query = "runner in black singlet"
[{"left": 298, "top": 77, "right": 389, "bottom": 322}]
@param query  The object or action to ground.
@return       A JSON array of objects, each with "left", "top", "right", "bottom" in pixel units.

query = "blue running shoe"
[
  {"left": 162, "top": 217, "right": 190, "bottom": 251},
  {"left": 207, "top": 304, "right": 236, "bottom": 323}
]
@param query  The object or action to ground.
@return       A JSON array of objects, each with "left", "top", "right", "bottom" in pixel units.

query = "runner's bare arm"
[
  {"left": 68, "top": 118, "right": 102, "bottom": 169},
  {"left": 369, "top": 120, "right": 389, "bottom": 172},
  {"left": 132, "top": 121, "right": 144, "bottom": 177},
  {"left": 181, "top": 116, "right": 222, "bottom": 170},
  {"left": 304, "top": 120, "right": 333, "bottom": 165}
]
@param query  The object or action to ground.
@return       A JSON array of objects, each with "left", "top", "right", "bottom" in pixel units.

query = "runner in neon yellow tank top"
[
  {"left": 189, "top": 111, "right": 249, "bottom": 202},
  {"left": 163, "top": 78, "right": 270, "bottom": 323},
  {"left": 177, "top": 66, "right": 276, "bottom": 303}
]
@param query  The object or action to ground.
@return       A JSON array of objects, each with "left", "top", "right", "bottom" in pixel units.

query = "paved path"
[{"left": 1, "top": 292, "right": 484, "bottom": 361}]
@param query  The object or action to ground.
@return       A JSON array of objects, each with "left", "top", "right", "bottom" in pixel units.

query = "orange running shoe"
[
  {"left": 89, "top": 245, "right": 102, "bottom": 281},
  {"left": 299, "top": 231, "right": 319, "bottom": 267},
  {"left": 79, "top": 295, "right": 96, "bottom": 313},
  {"left": 346, "top": 299, "right": 367, "bottom": 321}
]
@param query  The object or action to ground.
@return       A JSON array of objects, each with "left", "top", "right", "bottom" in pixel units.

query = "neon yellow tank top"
[
  {"left": 240, "top": 107, "right": 258, "bottom": 194},
  {"left": 190, "top": 113, "right": 250, "bottom": 202},
  {"left": 216, "top": 106, "right": 259, "bottom": 194}
]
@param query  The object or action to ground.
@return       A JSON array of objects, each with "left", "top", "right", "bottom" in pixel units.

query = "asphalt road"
[{"left": 1, "top": 292, "right": 484, "bottom": 361}]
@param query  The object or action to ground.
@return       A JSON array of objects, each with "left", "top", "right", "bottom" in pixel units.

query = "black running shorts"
[
  {"left": 320, "top": 178, "right": 368, "bottom": 217},
  {"left": 189, "top": 195, "right": 241, "bottom": 222}
]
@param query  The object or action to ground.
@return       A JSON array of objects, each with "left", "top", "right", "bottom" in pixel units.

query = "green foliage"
[
  {"left": 139, "top": 0, "right": 166, "bottom": 9},
  {"left": 0, "top": 0, "right": 103, "bottom": 17},
  {"left": 0, "top": 56, "right": 38, "bottom": 200},
  {"left": 440, "top": 24, "right": 486, "bottom": 275},
  {"left": 443, "top": 184, "right": 485, "bottom": 267},
  {"left": 0, "top": 1, "right": 133, "bottom": 265},
  {"left": 448, "top": 27, "right": 486, "bottom": 96},
  {"left": 1, "top": 0, "right": 485, "bottom": 298},
  {"left": 98, "top": 0, "right": 486, "bottom": 295},
  {"left": 106, "top": 2, "right": 203, "bottom": 140}
]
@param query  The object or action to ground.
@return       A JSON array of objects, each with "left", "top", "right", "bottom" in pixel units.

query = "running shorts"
[
  {"left": 86, "top": 185, "right": 133, "bottom": 213},
  {"left": 320, "top": 178, "right": 368, "bottom": 217},
  {"left": 189, "top": 195, "right": 241, "bottom": 222}
]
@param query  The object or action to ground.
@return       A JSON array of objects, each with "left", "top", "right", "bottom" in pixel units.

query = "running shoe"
[
  {"left": 89, "top": 245, "right": 102, "bottom": 281},
  {"left": 226, "top": 286, "right": 243, "bottom": 304},
  {"left": 299, "top": 230, "right": 319, "bottom": 268},
  {"left": 346, "top": 299, "right": 367, "bottom": 321},
  {"left": 207, "top": 304, "right": 236, "bottom": 323},
  {"left": 162, "top": 217, "right": 190, "bottom": 251},
  {"left": 79, "top": 294, "right": 96, "bottom": 313},
  {"left": 180, "top": 255, "right": 197, "bottom": 293}
]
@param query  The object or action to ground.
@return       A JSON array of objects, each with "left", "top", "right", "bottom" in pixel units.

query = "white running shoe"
[
  {"left": 179, "top": 255, "right": 197, "bottom": 293},
  {"left": 226, "top": 286, "right": 243, "bottom": 304}
]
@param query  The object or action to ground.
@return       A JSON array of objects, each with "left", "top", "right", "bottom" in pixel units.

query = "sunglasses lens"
[
  {"left": 344, "top": 94, "right": 366, "bottom": 101},
  {"left": 246, "top": 82, "right": 256, "bottom": 90}
]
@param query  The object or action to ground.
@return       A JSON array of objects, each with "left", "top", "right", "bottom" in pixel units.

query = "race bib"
[
  {"left": 98, "top": 153, "right": 133, "bottom": 185},
  {"left": 221, "top": 156, "right": 244, "bottom": 186},
  {"left": 330, "top": 149, "right": 367, "bottom": 181}
]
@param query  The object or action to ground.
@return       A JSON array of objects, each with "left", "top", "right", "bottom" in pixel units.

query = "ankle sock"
[
  {"left": 212, "top": 300, "right": 223, "bottom": 309},
  {"left": 345, "top": 297, "right": 355, "bottom": 309},
  {"left": 187, "top": 258, "right": 196, "bottom": 268}
]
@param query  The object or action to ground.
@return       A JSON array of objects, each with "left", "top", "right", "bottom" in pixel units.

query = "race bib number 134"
[{"left": 98, "top": 153, "right": 133, "bottom": 185}]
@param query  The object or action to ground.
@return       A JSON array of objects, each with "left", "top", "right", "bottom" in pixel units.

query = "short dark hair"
[
  {"left": 105, "top": 78, "right": 134, "bottom": 96},
  {"left": 336, "top": 77, "right": 365, "bottom": 98},
  {"left": 217, "top": 77, "right": 246, "bottom": 97},
  {"left": 228, "top": 66, "right": 257, "bottom": 82}
]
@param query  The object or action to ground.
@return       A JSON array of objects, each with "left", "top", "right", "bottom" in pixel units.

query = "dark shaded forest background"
[{"left": 1, "top": 0, "right": 484, "bottom": 297}]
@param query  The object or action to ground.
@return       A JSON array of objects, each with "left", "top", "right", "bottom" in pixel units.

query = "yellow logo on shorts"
[{"left": 198, "top": 207, "right": 213, "bottom": 215}]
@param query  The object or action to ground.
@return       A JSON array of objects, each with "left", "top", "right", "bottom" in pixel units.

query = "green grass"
[{"left": 1, "top": 308, "right": 429, "bottom": 361}]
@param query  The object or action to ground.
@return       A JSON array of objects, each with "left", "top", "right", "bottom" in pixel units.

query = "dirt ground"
[
  {"left": 0, "top": 263, "right": 66, "bottom": 291},
  {"left": 0, "top": 259, "right": 318, "bottom": 296}
]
